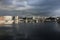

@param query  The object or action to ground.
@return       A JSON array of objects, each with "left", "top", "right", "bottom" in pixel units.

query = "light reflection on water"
[
  {"left": 54, "top": 22, "right": 60, "bottom": 32},
  {"left": 0, "top": 22, "right": 60, "bottom": 40}
]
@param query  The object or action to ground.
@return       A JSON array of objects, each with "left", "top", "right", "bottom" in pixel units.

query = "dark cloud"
[{"left": 0, "top": 0, "right": 60, "bottom": 16}]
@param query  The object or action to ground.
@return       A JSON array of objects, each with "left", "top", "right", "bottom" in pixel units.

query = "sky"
[{"left": 0, "top": 0, "right": 60, "bottom": 16}]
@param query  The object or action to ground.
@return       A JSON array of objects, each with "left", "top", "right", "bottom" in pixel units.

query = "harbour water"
[{"left": 0, "top": 22, "right": 60, "bottom": 40}]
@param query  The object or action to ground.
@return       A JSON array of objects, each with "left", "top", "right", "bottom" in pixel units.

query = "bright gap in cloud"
[{"left": 52, "top": 8, "right": 60, "bottom": 17}]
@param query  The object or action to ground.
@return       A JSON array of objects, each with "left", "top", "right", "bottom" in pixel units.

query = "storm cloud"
[{"left": 0, "top": 0, "right": 60, "bottom": 16}]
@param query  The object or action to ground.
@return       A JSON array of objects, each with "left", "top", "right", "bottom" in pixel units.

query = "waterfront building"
[
  {"left": 25, "top": 17, "right": 33, "bottom": 23},
  {"left": 4, "top": 16, "right": 14, "bottom": 24},
  {"left": 0, "top": 16, "right": 14, "bottom": 24},
  {"left": 4, "top": 16, "right": 13, "bottom": 20},
  {"left": 32, "top": 16, "right": 42, "bottom": 23},
  {"left": 0, "top": 16, "right": 5, "bottom": 24},
  {"left": 19, "top": 17, "right": 24, "bottom": 23},
  {"left": 44, "top": 17, "right": 56, "bottom": 22},
  {"left": 56, "top": 17, "right": 60, "bottom": 23},
  {"left": 15, "top": 16, "right": 19, "bottom": 24},
  {"left": 0, "top": 16, "right": 58, "bottom": 24},
  {"left": 33, "top": 16, "right": 36, "bottom": 20}
]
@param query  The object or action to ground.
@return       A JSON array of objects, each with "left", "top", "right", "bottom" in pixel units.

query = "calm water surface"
[{"left": 0, "top": 22, "right": 60, "bottom": 40}]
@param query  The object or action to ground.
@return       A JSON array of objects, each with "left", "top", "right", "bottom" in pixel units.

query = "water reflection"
[
  {"left": 0, "top": 23, "right": 60, "bottom": 40},
  {"left": 54, "top": 23, "right": 60, "bottom": 32}
]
